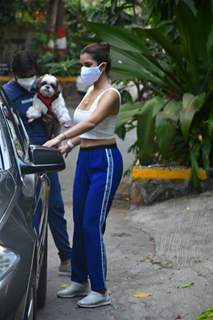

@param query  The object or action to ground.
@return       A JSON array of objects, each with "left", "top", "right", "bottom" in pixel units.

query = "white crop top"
[{"left": 73, "top": 87, "right": 121, "bottom": 140}]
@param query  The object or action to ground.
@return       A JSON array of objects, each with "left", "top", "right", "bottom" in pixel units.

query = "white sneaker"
[
  {"left": 57, "top": 281, "right": 89, "bottom": 298},
  {"left": 77, "top": 291, "right": 111, "bottom": 308}
]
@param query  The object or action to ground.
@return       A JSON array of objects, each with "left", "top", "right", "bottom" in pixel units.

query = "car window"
[
  {"left": 0, "top": 88, "right": 29, "bottom": 160},
  {"left": 7, "top": 118, "right": 25, "bottom": 159},
  {"left": 0, "top": 121, "right": 10, "bottom": 170},
  {"left": 0, "top": 96, "right": 27, "bottom": 160}
]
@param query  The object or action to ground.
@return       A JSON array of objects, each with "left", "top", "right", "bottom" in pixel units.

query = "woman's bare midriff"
[{"left": 80, "top": 138, "right": 116, "bottom": 148}]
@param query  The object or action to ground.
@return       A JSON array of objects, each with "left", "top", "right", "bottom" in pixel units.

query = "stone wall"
[{"left": 130, "top": 177, "right": 213, "bottom": 207}]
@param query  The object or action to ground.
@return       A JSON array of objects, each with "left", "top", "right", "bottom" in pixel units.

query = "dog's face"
[{"left": 37, "top": 74, "right": 59, "bottom": 98}]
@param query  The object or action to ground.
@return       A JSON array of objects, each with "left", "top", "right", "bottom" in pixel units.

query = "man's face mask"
[{"left": 16, "top": 76, "right": 36, "bottom": 92}]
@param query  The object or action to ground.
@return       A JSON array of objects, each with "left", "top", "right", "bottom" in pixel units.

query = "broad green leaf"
[
  {"left": 117, "top": 102, "right": 143, "bottom": 127},
  {"left": 161, "top": 100, "right": 182, "bottom": 121},
  {"left": 137, "top": 112, "right": 154, "bottom": 165},
  {"left": 155, "top": 100, "right": 181, "bottom": 157},
  {"left": 88, "top": 22, "right": 149, "bottom": 54},
  {"left": 137, "top": 97, "right": 166, "bottom": 164},
  {"left": 155, "top": 115, "right": 177, "bottom": 158},
  {"left": 195, "top": 307, "right": 213, "bottom": 320},
  {"left": 180, "top": 93, "right": 206, "bottom": 141},
  {"left": 207, "top": 25, "right": 213, "bottom": 71},
  {"left": 175, "top": 1, "right": 212, "bottom": 90},
  {"left": 182, "top": 0, "right": 197, "bottom": 16},
  {"left": 110, "top": 68, "right": 139, "bottom": 81},
  {"left": 111, "top": 48, "right": 176, "bottom": 90},
  {"left": 150, "top": 96, "right": 168, "bottom": 117},
  {"left": 88, "top": 22, "right": 180, "bottom": 91},
  {"left": 136, "top": 27, "right": 188, "bottom": 87},
  {"left": 136, "top": 27, "right": 182, "bottom": 66}
]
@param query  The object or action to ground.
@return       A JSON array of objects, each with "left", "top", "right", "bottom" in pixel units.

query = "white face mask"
[
  {"left": 80, "top": 65, "right": 102, "bottom": 86},
  {"left": 17, "top": 76, "right": 36, "bottom": 92}
]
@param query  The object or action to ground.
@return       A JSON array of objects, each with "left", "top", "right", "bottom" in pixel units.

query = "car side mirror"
[{"left": 20, "top": 145, "right": 65, "bottom": 175}]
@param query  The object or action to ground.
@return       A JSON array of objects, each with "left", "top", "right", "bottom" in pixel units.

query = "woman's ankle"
[{"left": 94, "top": 289, "right": 107, "bottom": 295}]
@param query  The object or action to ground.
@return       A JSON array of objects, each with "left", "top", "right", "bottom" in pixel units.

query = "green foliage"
[
  {"left": 89, "top": 0, "right": 213, "bottom": 187},
  {"left": 0, "top": 2, "right": 25, "bottom": 25},
  {"left": 1, "top": 1, "right": 141, "bottom": 75},
  {"left": 0, "top": 1, "right": 46, "bottom": 25},
  {"left": 194, "top": 307, "right": 213, "bottom": 320},
  {"left": 64, "top": 0, "right": 138, "bottom": 65},
  {"left": 44, "top": 59, "right": 79, "bottom": 76}
]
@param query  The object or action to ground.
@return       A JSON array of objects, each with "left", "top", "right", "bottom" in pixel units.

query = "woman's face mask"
[
  {"left": 16, "top": 76, "right": 36, "bottom": 92},
  {"left": 80, "top": 64, "right": 103, "bottom": 86}
]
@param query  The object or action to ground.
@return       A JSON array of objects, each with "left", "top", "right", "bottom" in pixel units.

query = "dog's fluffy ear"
[
  {"left": 54, "top": 77, "right": 61, "bottom": 93},
  {"left": 35, "top": 76, "right": 43, "bottom": 91},
  {"left": 57, "top": 81, "right": 62, "bottom": 93}
]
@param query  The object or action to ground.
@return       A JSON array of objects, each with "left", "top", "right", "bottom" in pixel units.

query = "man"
[{"left": 3, "top": 50, "right": 72, "bottom": 275}]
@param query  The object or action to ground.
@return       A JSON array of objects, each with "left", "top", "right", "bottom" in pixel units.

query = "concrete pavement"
[{"left": 38, "top": 161, "right": 213, "bottom": 320}]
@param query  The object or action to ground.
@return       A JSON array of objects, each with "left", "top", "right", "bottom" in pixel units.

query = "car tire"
[
  {"left": 25, "top": 270, "right": 37, "bottom": 320},
  {"left": 36, "top": 230, "right": 47, "bottom": 309}
]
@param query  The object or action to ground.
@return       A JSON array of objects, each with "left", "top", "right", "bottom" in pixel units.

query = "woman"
[{"left": 44, "top": 42, "right": 123, "bottom": 308}]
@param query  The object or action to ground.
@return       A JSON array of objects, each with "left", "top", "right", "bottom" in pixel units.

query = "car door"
[{"left": 0, "top": 90, "right": 49, "bottom": 286}]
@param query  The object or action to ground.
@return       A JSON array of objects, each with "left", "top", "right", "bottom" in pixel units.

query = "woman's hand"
[
  {"left": 43, "top": 135, "right": 62, "bottom": 148},
  {"left": 58, "top": 143, "right": 73, "bottom": 158}
]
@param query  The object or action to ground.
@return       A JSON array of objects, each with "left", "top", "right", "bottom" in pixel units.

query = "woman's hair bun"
[{"left": 100, "top": 42, "right": 110, "bottom": 53}]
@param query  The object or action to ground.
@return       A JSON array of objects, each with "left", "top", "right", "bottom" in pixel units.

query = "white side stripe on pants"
[{"left": 99, "top": 149, "right": 114, "bottom": 285}]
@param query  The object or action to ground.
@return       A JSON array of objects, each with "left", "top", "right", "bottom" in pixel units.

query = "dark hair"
[
  {"left": 11, "top": 50, "right": 37, "bottom": 77},
  {"left": 81, "top": 42, "right": 111, "bottom": 74}
]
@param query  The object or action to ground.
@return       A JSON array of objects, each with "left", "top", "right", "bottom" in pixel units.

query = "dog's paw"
[
  {"left": 63, "top": 121, "right": 72, "bottom": 128},
  {"left": 28, "top": 118, "right": 35, "bottom": 123}
]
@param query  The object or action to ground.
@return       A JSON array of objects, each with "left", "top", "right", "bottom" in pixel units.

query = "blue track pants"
[{"left": 71, "top": 144, "right": 123, "bottom": 291}]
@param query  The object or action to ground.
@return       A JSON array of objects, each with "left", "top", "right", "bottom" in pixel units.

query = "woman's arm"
[
  {"left": 43, "top": 90, "right": 119, "bottom": 148},
  {"left": 58, "top": 136, "right": 81, "bottom": 157}
]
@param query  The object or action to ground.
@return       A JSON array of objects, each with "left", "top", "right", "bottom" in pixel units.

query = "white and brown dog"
[{"left": 26, "top": 74, "right": 71, "bottom": 128}]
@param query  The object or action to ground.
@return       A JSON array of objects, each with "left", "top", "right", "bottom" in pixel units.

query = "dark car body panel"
[{"left": 0, "top": 88, "right": 64, "bottom": 320}]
